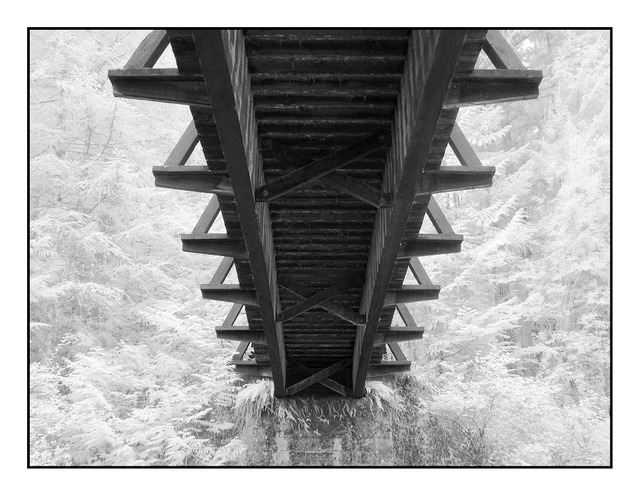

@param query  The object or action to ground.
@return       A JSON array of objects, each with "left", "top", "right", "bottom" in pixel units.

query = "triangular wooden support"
[
  {"left": 192, "top": 196, "right": 221, "bottom": 234},
  {"left": 483, "top": 30, "right": 527, "bottom": 71},
  {"left": 290, "top": 361, "right": 351, "bottom": 397},
  {"left": 124, "top": 30, "right": 169, "bottom": 69},
  {"left": 164, "top": 120, "right": 199, "bottom": 166}
]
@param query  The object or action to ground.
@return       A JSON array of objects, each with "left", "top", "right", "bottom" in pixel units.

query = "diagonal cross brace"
[{"left": 286, "top": 359, "right": 352, "bottom": 396}]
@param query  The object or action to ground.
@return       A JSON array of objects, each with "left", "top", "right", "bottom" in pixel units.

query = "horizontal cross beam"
[
  {"left": 181, "top": 233, "right": 248, "bottom": 259},
  {"left": 109, "top": 68, "right": 540, "bottom": 110},
  {"left": 256, "top": 133, "right": 389, "bottom": 202},
  {"left": 416, "top": 166, "right": 495, "bottom": 195},
  {"left": 215, "top": 326, "right": 266, "bottom": 344},
  {"left": 231, "top": 360, "right": 273, "bottom": 377},
  {"left": 366, "top": 361, "right": 412, "bottom": 378},
  {"left": 278, "top": 274, "right": 362, "bottom": 323},
  {"left": 152, "top": 167, "right": 234, "bottom": 195},
  {"left": 374, "top": 327, "right": 425, "bottom": 344},
  {"left": 397, "top": 234, "right": 464, "bottom": 259},
  {"left": 200, "top": 284, "right": 259, "bottom": 307},
  {"left": 383, "top": 285, "right": 441, "bottom": 306}
]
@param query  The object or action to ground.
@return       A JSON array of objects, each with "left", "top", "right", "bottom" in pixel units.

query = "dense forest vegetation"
[{"left": 29, "top": 30, "right": 610, "bottom": 466}]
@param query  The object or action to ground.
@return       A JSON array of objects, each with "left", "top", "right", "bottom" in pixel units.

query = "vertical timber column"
[
  {"left": 352, "top": 30, "right": 468, "bottom": 397},
  {"left": 192, "top": 30, "right": 287, "bottom": 396}
]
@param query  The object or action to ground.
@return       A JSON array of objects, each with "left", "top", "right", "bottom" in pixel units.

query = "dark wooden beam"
[
  {"left": 291, "top": 361, "right": 351, "bottom": 397},
  {"left": 124, "top": 31, "right": 169, "bottom": 69},
  {"left": 216, "top": 326, "right": 266, "bottom": 344},
  {"left": 108, "top": 69, "right": 209, "bottom": 106},
  {"left": 367, "top": 361, "right": 411, "bottom": 377},
  {"left": 278, "top": 274, "right": 362, "bottom": 323},
  {"left": 417, "top": 166, "right": 495, "bottom": 195},
  {"left": 384, "top": 285, "right": 441, "bottom": 306},
  {"left": 256, "top": 133, "right": 389, "bottom": 202},
  {"left": 223, "top": 303, "right": 244, "bottom": 326},
  {"left": 388, "top": 342, "right": 407, "bottom": 361},
  {"left": 352, "top": 30, "right": 468, "bottom": 397},
  {"left": 483, "top": 30, "right": 527, "bottom": 70},
  {"left": 211, "top": 257, "right": 235, "bottom": 285},
  {"left": 232, "top": 360, "right": 273, "bottom": 377},
  {"left": 192, "top": 30, "right": 287, "bottom": 396},
  {"left": 280, "top": 282, "right": 366, "bottom": 325},
  {"left": 445, "top": 70, "right": 541, "bottom": 108},
  {"left": 408, "top": 258, "right": 433, "bottom": 286},
  {"left": 200, "top": 284, "right": 259, "bottom": 307},
  {"left": 233, "top": 341, "right": 250, "bottom": 360},
  {"left": 425, "top": 197, "right": 455, "bottom": 235},
  {"left": 374, "top": 327, "right": 424, "bottom": 344},
  {"left": 397, "top": 303, "right": 418, "bottom": 327},
  {"left": 152, "top": 166, "right": 234, "bottom": 195},
  {"left": 164, "top": 120, "right": 199, "bottom": 166},
  {"left": 181, "top": 233, "right": 248, "bottom": 259},
  {"left": 285, "top": 359, "right": 351, "bottom": 396},
  {"left": 397, "top": 234, "right": 463, "bottom": 259},
  {"left": 192, "top": 196, "right": 221, "bottom": 234},
  {"left": 449, "top": 123, "right": 482, "bottom": 166}
]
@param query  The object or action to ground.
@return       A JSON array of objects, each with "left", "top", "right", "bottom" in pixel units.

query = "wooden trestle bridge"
[{"left": 109, "top": 29, "right": 541, "bottom": 398}]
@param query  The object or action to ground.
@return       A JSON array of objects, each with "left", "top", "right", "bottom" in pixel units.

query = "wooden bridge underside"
[{"left": 109, "top": 29, "right": 540, "bottom": 397}]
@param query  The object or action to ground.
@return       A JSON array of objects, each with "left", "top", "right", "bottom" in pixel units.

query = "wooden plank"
[
  {"left": 384, "top": 285, "right": 441, "bottom": 306},
  {"left": 291, "top": 361, "right": 351, "bottom": 397},
  {"left": 425, "top": 197, "right": 455, "bottom": 235},
  {"left": 352, "top": 30, "right": 468, "bottom": 397},
  {"left": 211, "top": 257, "right": 234, "bottom": 285},
  {"left": 181, "top": 233, "right": 248, "bottom": 259},
  {"left": 285, "top": 359, "right": 351, "bottom": 396},
  {"left": 215, "top": 326, "right": 266, "bottom": 344},
  {"left": 374, "top": 327, "right": 424, "bottom": 344},
  {"left": 397, "top": 234, "right": 463, "bottom": 259},
  {"left": 408, "top": 258, "right": 433, "bottom": 286},
  {"left": 124, "top": 30, "right": 169, "bottom": 69},
  {"left": 483, "top": 30, "right": 527, "bottom": 70},
  {"left": 192, "top": 196, "right": 221, "bottom": 234},
  {"left": 192, "top": 30, "right": 287, "bottom": 396},
  {"left": 164, "top": 120, "right": 199, "bottom": 166},
  {"left": 449, "top": 123, "right": 482, "bottom": 166},
  {"left": 278, "top": 274, "right": 362, "bottom": 323},
  {"left": 153, "top": 166, "right": 234, "bottom": 195},
  {"left": 256, "top": 133, "right": 389, "bottom": 202},
  {"left": 200, "top": 284, "right": 259, "bottom": 307},
  {"left": 280, "top": 282, "right": 366, "bottom": 325},
  {"left": 109, "top": 69, "right": 209, "bottom": 106},
  {"left": 417, "top": 166, "right": 495, "bottom": 195}
]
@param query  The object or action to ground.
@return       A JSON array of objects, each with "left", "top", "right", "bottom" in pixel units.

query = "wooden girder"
[
  {"left": 396, "top": 234, "right": 464, "bottom": 259},
  {"left": 417, "top": 166, "right": 495, "bottom": 195},
  {"left": 200, "top": 284, "right": 259, "bottom": 307},
  {"left": 191, "top": 30, "right": 287, "bottom": 396},
  {"left": 108, "top": 68, "right": 540, "bottom": 110},
  {"left": 351, "top": 30, "right": 469, "bottom": 398}
]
